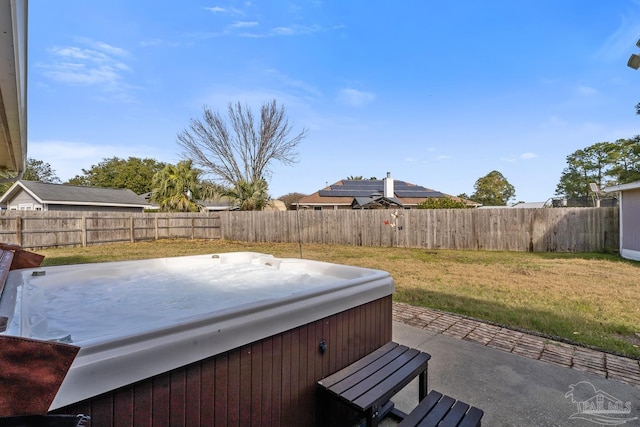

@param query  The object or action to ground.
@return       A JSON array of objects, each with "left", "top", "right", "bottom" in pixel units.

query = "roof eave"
[
  {"left": 0, "top": 0, "right": 28, "bottom": 177},
  {"left": 604, "top": 181, "right": 640, "bottom": 192},
  {"left": 40, "top": 200, "right": 151, "bottom": 208}
]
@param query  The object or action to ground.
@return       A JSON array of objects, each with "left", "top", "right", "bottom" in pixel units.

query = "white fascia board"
[{"left": 603, "top": 181, "right": 640, "bottom": 192}]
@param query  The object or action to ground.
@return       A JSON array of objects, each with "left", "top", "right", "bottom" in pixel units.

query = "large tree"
[
  {"left": 176, "top": 100, "right": 307, "bottom": 190},
  {"left": 555, "top": 138, "right": 640, "bottom": 198},
  {"left": 22, "top": 158, "right": 61, "bottom": 183},
  {"left": 66, "top": 157, "right": 166, "bottom": 194},
  {"left": 278, "top": 192, "right": 307, "bottom": 209},
  {"left": 150, "top": 160, "right": 203, "bottom": 212},
  {"left": 470, "top": 170, "right": 516, "bottom": 206},
  {"left": 606, "top": 137, "right": 640, "bottom": 184},
  {"left": 345, "top": 176, "right": 377, "bottom": 180}
]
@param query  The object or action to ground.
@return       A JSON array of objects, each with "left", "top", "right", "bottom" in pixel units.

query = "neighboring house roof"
[
  {"left": 0, "top": 1, "right": 28, "bottom": 176},
  {"left": 0, "top": 181, "right": 151, "bottom": 208},
  {"left": 317, "top": 179, "right": 445, "bottom": 199},
  {"left": 480, "top": 201, "right": 551, "bottom": 209},
  {"left": 352, "top": 196, "right": 403, "bottom": 209},
  {"left": 604, "top": 180, "right": 640, "bottom": 192},
  {"left": 140, "top": 192, "right": 247, "bottom": 212},
  {"left": 298, "top": 174, "right": 475, "bottom": 208},
  {"left": 198, "top": 197, "right": 237, "bottom": 211},
  {"left": 265, "top": 199, "right": 286, "bottom": 211},
  {"left": 513, "top": 201, "right": 549, "bottom": 208}
]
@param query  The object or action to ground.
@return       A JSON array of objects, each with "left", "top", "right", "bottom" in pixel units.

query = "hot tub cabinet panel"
[{"left": 53, "top": 296, "right": 393, "bottom": 426}]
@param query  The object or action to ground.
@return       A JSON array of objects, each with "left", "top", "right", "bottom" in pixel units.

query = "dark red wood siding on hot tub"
[{"left": 54, "top": 295, "right": 393, "bottom": 426}]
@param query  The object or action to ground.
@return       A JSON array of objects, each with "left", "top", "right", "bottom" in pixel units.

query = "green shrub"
[{"left": 416, "top": 197, "right": 469, "bottom": 209}]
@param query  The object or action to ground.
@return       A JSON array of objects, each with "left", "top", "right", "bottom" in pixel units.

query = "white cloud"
[
  {"left": 270, "top": 24, "right": 321, "bottom": 36},
  {"left": 42, "top": 64, "right": 122, "bottom": 86},
  {"left": 90, "top": 41, "right": 130, "bottom": 58},
  {"left": 204, "top": 6, "right": 244, "bottom": 15},
  {"left": 204, "top": 6, "right": 226, "bottom": 13},
  {"left": 520, "top": 152, "right": 537, "bottom": 160},
  {"left": 39, "top": 39, "right": 135, "bottom": 100},
  {"left": 594, "top": 10, "right": 640, "bottom": 62},
  {"left": 230, "top": 21, "right": 259, "bottom": 29},
  {"left": 337, "top": 88, "right": 376, "bottom": 107},
  {"left": 264, "top": 68, "right": 323, "bottom": 98},
  {"left": 272, "top": 27, "right": 295, "bottom": 36}
]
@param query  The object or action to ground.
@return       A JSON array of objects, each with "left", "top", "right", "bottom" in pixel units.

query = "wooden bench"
[{"left": 317, "top": 341, "right": 431, "bottom": 427}]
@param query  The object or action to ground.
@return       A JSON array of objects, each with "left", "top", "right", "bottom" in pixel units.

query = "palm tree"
[
  {"left": 151, "top": 160, "right": 203, "bottom": 212},
  {"left": 225, "top": 179, "right": 269, "bottom": 211}
]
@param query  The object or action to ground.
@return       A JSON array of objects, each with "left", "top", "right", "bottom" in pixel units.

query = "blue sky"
[{"left": 27, "top": 1, "right": 640, "bottom": 202}]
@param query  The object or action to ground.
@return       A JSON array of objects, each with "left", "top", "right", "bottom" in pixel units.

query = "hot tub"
[{"left": 0, "top": 252, "right": 394, "bottom": 425}]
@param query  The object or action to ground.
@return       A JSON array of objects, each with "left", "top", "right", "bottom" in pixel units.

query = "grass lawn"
[{"left": 37, "top": 239, "right": 640, "bottom": 358}]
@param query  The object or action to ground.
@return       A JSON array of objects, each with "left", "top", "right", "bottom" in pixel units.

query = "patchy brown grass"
[{"left": 38, "top": 239, "right": 640, "bottom": 357}]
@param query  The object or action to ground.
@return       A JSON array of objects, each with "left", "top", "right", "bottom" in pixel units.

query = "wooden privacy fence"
[
  {"left": 0, "top": 207, "right": 618, "bottom": 252},
  {"left": 218, "top": 207, "right": 618, "bottom": 252},
  {"left": 0, "top": 211, "right": 222, "bottom": 249}
]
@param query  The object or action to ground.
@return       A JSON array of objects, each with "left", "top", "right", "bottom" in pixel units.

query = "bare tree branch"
[{"left": 177, "top": 100, "right": 307, "bottom": 188}]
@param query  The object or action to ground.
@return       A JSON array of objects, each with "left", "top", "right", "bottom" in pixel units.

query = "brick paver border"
[{"left": 392, "top": 302, "right": 640, "bottom": 388}]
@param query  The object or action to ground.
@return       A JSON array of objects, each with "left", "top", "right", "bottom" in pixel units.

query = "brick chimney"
[{"left": 383, "top": 172, "right": 394, "bottom": 198}]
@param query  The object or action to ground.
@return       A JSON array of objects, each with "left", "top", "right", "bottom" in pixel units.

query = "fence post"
[
  {"left": 81, "top": 214, "right": 87, "bottom": 247},
  {"left": 191, "top": 216, "right": 195, "bottom": 240},
  {"left": 15, "top": 216, "right": 22, "bottom": 246},
  {"left": 155, "top": 216, "right": 159, "bottom": 240},
  {"left": 130, "top": 216, "right": 135, "bottom": 243}
]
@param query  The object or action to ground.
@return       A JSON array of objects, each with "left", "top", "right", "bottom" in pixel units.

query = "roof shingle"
[{"left": 5, "top": 181, "right": 150, "bottom": 207}]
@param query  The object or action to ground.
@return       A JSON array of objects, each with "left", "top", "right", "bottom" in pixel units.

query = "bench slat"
[
  {"left": 398, "top": 390, "right": 484, "bottom": 427},
  {"left": 418, "top": 394, "right": 455, "bottom": 427},
  {"left": 328, "top": 345, "right": 412, "bottom": 395},
  {"left": 457, "top": 407, "right": 484, "bottom": 427},
  {"left": 397, "top": 391, "right": 442, "bottom": 426},
  {"left": 438, "top": 400, "right": 470, "bottom": 427},
  {"left": 318, "top": 342, "right": 399, "bottom": 388}
]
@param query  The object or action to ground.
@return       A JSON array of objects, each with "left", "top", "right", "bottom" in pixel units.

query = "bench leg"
[
  {"left": 419, "top": 370, "right": 428, "bottom": 401},
  {"left": 365, "top": 405, "right": 378, "bottom": 427}
]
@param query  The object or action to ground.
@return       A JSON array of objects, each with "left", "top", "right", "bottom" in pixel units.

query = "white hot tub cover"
[{"left": 0, "top": 252, "right": 394, "bottom": 410}]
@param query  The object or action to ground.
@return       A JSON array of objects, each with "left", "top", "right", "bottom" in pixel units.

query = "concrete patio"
[{"left": 388, "top": 303, "right": 640, "bottom": 426}]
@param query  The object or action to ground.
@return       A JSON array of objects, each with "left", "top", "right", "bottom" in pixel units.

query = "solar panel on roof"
[
  {"left": 320, "top": 190, "right": 382, "bottom": 197},
  {"left": 335, "top": 181, "right": 382, "bottom": 189},
  {"left": 395, "top": 190, "right": 445, "bottom": 198},
  {"left": 319, "top": 179, "right": 445, "bottom": 199}
]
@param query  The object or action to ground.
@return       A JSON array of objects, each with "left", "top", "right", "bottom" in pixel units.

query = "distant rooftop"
[{"left": 318, "top": 180, "right": 446, "bottom": 198}]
